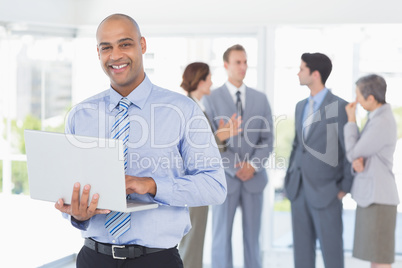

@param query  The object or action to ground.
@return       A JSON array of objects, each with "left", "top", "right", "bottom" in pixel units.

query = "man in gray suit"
[
  {"left": 285, "top": 53, "right": 353, "bottom": 268},
  {"left": 204, "top": 44, "right": 274, "bottom": 268}
]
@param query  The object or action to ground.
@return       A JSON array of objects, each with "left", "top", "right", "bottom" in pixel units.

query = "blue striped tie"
[{"left": 105, "top": 97, "right": 131, "bottom": 238}]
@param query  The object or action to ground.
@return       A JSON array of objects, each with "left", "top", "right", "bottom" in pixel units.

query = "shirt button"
[
  {"left": 112, "top": 240, "right": 116, "bottom": 243},
  {"left": 185, "top": 204, "right": 188, "bottom": 207}
]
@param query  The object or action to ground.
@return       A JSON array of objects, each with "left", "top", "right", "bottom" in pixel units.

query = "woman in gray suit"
[
  {"left": 178, "top": 62, "right": 241, "bottom": 268},
  {"left": 344, "top": 74, "right": 400, "bottom": 268}
]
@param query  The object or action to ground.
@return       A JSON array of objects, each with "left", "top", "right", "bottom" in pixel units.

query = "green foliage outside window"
[
  {"left": 274, "top": 116, "right": 295, "bottom": 166},
  {"left": 393, "top": 106, "right": 402, "bottom": 139},
  {"left": 8, "top": 115, "right": 65, "bottom": 195},
  {"left": 12, "top": 161, "right": 28, "bottom": 194},
  {"left": 0, "top": 161, "right": 2, "bottom": 193},
  {"left": 12, "top": 115, "right": 42, "bottom": 154}
]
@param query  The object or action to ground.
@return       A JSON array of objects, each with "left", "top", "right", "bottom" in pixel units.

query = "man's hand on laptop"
[
  {"left": 125, "top": 175, "right": 157, "bottom": 196},
  {"left": 55, "top": 182, "right": 110, "bottom": 221}
]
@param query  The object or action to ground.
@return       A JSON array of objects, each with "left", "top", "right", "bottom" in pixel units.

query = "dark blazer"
[
  {"left": 285, "top": 90, "right": 353, "bottom": 209},
  {"left": 204, "top": 84, "right": 274, "bottom": 194},
  {"left": 205, "top": 84, "right": 273, "bottom": 268}
]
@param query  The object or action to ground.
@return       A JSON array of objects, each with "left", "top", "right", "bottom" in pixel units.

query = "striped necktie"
[
  {"left": 236, "top": 90, "right": 243, "bottom": 117},
  {"left": 105, "top": 97, "right": 131, "bottom": 238}
]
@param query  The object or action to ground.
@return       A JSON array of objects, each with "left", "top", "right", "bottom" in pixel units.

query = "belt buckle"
[{"left": 112, "top": 245, "right": 126, "bottom": 260}]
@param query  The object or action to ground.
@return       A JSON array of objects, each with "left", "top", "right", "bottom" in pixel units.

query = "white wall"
[
  {"left": 1, "top": 0, "right": 402, "bottom": 28},
  {"left": 0, "top": 0, "right": 76, "bottom": 26}
]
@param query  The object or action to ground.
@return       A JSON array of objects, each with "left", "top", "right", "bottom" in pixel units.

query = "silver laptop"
[{"left": 24, "top": 129, "right": 158, "bottom": 213}]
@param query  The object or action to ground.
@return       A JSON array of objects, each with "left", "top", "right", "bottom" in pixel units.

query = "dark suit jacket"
[
  {"left": 285, "top": 90, "right": 353, "bottom": 209},
  {"left": 204, "top": 84, "right": 274, "bottom": 194}
]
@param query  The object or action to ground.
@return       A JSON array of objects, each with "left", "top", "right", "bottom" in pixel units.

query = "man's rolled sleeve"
[{"left": 70, "top": 215, "right": 90, "bottom": 231}]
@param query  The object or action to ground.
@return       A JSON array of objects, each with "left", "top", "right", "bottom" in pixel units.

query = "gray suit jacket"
[
  {"left": 344, "top": 103, "right": 400, "bottom": 207},
  {"left": 204, "top": 84, "right": 274, "bottom": 194},
  {"left": 285, "top": 90, "right": 353, "bottom": 209}
]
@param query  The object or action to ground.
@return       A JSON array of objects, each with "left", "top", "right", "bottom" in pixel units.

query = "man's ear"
[
  {"left": 312, "top": 70, "right": 320, "bottom": 80},
  {"left": 97, "top": 46, "right": 100, "bottom": 59},
  {"left": 224, "top": 61, "right": 228, "bottom": 70},
  {"left": 140, "top": 37, "right": 147, "bottom": 54}
]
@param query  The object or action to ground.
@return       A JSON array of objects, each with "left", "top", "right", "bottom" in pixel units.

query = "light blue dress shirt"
[
  {"left": 302, "top": 87, "right": 329, "bottom": 123},
  {"left": 64, "top": 75, "right": 227, "bottom": 248}
]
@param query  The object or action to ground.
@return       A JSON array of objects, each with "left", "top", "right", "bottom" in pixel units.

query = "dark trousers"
[
  {"left": 291, "top": 184, "right": 344, "bottom": 268},
  {"left": 77, "top": 245, "right": 184, "bottom": 268}
]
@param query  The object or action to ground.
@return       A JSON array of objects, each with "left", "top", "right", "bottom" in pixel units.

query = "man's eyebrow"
[
  {"left": 98, "top": 42, "right": 111, "bottom": 47},
  {"left": 98, "top": 38, "right": 135, "bottom": 47},
  {"left": 117, "top": 38, "right": 135, "bottom": 43}
]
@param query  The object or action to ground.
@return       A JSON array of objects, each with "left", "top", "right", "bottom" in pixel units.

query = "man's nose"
[{"left": 110, "top": 47, "right": 123, "bottom": 60}]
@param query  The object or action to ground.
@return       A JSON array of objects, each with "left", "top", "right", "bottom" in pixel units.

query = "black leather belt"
[{"left": 84, "top": 238, "right": 166, "bottom": 260}]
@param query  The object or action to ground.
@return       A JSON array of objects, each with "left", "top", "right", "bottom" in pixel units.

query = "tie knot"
[
  {"left": 236, "top": 91, "right": 241, "bottom": 97},
  {"left": 308, "top": 99, "right": 314, "bottom": 109},
  {"left": 119, "top": 97, "right": 131, "bottom": 111}
]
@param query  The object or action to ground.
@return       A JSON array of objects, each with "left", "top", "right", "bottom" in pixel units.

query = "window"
[
  {"left": 143, "top": 36, "right": 258, "bottom": 93},
  {"left": 0, "top": 25, "right": 79, "bottom": 267},
  {"left": 0, "top": 30, "right": 72, "bottom": 194}
]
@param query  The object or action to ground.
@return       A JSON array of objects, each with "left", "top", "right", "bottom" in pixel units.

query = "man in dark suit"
[
  {"left": 285, "top": 53, "right": 353, "bottom": 268},
  {"left": 204, "top": 44, "right": 274, "bottom": 268}
]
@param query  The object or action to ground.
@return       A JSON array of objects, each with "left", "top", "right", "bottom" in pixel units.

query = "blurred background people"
[
  {"left": 179, "top": 62, "right": 241, "bottom": 268},
  {"left": 204, "top": 45, "right": 274, "bottom": 268},
  {"left": 344, "top": 74, "right": 400, "bottom": 268},
  {"left": 285, "top": 53, "right": 353, "bottom": 268}
]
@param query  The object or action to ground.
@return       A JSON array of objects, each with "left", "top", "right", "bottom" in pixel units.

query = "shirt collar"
[
  {"left": 108, "top": 74, "right": 152, "bottom": 112},
  {"left": 225, "top": 81, "right": 246, "bottom": 97},
  {"left": 309, "top": 87, "right": 329, "bottom": 108}
]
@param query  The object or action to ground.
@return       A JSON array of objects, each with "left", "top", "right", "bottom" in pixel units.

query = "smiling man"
[
  {"left": 55, "top": 14, "right": 226, "bottom": 268},
  {"left": 96, "top": 15, "right": 146, "bottom": 97}
]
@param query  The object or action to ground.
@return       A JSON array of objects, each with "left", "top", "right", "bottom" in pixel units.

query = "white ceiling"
[{"left": 1, "top": 0, "right": 402, "bottom": 29}]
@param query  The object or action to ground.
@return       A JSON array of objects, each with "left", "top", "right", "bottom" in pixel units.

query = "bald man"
[{"left": 55, "top": 14, "right": 226, "bottom": 268}]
